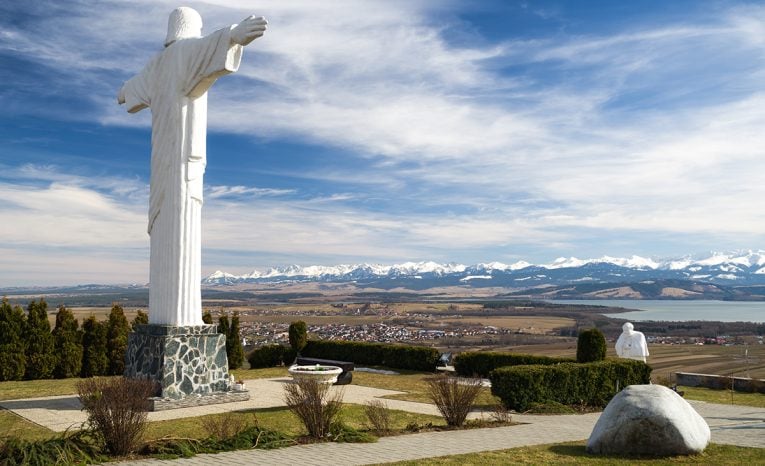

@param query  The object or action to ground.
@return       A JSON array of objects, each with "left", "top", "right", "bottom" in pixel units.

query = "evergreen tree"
[
  {"left": 81, "top": 316, "right": 108, "bottom": 377},
  {"left": 227, "top": 312, "right": 245, "bottom": 369},
  {"left": 288, "top": 320, "right": 308, "bottom": 354},
  {"left": 576, "top": 328, "right": 607, "bottom": 363},
  {"left": 218, "top": 312, "right": 230, "bottom": 336},
  {"left": 52, "top": 305, "right": 83, "bottom": 379},
  {"left": 106, "top": 304, "right": 131, "bottom": 375},
  {"left": 24, "top": 299, "right": 56, "bottom": 380},
  {"left": 131, "top": 310, "right": 148, "bottom": 329},
  {"left": 202, "top": 310, "right": 213, "bottom": 324},
  {"left": 0, "top": 298, "right": 26, "bottom": 381}
]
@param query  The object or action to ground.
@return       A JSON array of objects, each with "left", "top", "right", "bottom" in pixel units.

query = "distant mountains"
[{"left": 203, "top": 251, "right": 765, "bottom": 292}]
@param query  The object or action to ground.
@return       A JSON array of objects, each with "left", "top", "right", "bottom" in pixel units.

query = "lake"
[{"left": 549, "top": 299, "right": 765, "bottom": 323}]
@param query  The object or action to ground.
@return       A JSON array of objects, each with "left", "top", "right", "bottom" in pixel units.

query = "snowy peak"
[{"left": 202, "top": 250, "right": 765, "bottom": 286}]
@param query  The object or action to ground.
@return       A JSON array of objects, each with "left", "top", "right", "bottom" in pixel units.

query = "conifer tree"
[
  {"left": 227, "top": 312, "right": 245, "bottom": 369},
  {"left": 218, "top": 312, "right": 230, "bottom": 336},
  {"left": 576, "top": 328, "right": 607, "bottom": 363},
  {"left": 202, "top": 310, "right": 213, "bottom": 324},
  {"left": 107, "top": 304, "right": 131, "bottom": 375},
  {"left": 24, "top": 299, "right": 56, "bottom": 380},
  {"left": 52, "top": 305, "right": 83, "bottom": 379},
  {"left": 81, "top": 315, "right": 108, "bottom": 377},
  {"left": 0, "top": 298, "right": 26, "bottom": 381},
  {"left": 131, "top": 310, "right": 149, "bottom": 329}
]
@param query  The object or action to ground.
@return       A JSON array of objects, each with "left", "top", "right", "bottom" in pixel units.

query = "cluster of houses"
[{"left": 240, "top": 320, "right": 516, "bottom": 347}]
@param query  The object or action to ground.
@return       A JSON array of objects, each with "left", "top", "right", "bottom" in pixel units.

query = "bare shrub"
[
  {"left": 426, "top": 375, "right": 482, "bottom": 427},
  {"left": 77, "top": 376, "right": 155, "bottom": 456},
  {"left": 363, "top": 400, "right": 391, "bottom": 435},
  {"left": 490, "top": 403, "right": 512, "bottom": 424},
  {"left": 283, "top": 378, "right": 343, "bottom": 439},
  {"left": 201, "top": 411, "right": 256, "bottom": 441}
]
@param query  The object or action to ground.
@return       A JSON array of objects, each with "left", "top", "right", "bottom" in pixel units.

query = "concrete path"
[
  {"left": 2, "top": 380, "right": 764, "bottom": 465},
  {"left": 0, "top": 378, "right": 441, "bottom": 432}
]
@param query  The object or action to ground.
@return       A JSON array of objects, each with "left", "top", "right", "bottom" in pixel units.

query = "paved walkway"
[{"left": 2, "top": 380, "right": 764, "bottom": 465}]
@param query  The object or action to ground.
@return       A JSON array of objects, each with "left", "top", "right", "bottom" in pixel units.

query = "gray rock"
[{"left": 587, "top": 384, "right": 710, "bottom": 456}]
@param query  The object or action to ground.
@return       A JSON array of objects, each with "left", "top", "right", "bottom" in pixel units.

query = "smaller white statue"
[{"left": 615, "top": 322, "right": 649, "bottom": 362}]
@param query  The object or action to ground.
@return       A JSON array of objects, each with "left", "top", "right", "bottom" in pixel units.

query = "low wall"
[{"left": 675, "top": 372, "right": 765, "bottom": 393}]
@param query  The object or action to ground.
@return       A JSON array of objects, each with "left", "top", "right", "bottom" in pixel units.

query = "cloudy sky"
[{"left": 1, "top": 0, "right": 764, "bottom": 286}]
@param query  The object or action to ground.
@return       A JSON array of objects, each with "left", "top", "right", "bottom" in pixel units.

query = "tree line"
[{"left": 0, "top": 297, "right": 244, "bottom": 382}]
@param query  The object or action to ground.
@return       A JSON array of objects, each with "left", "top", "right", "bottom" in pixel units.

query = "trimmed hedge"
[
  {"left": 247, "top": 345, "right": 297, "bottom": 369},
  {"left": 453, "top": 351, "right": 575, "bottom": 378},
  {"left": 301, "top": 340, "right": 440, "bottom": 371},
  {"left": 490, "top": 358, "right": 652, "bottom": 412}
]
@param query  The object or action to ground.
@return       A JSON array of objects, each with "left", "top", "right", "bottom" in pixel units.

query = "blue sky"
[{"left": 1, "top": 0, "right": 764, "bottom": 286}]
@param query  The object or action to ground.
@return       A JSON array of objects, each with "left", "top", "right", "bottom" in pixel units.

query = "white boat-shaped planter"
[{"left": 288, "top": 364, "right": 343, "bottom": 384}]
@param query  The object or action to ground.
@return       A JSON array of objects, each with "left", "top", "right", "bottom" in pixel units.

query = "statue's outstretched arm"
[{"left": 231, "top": 15, "right": 267, "bottom": 46}]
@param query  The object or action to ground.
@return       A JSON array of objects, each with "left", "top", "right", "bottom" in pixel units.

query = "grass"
[
  {"left": 145, "top": 404, "right": 444, "bottom": 440},
  {"left": 379, "top": 442, "right": 765, "bottom": 465},
  {"left": 679, "top": 386, "right": 765, "bottom": 408},
  {"left": 0, "top": 410, "right": 55, "bottom": 441},
  {"left": 352, "top": 370, "right": 499, "bottom": 408},
  {"left": 0, "top": 376, "right": 101, "bottom": 401}
]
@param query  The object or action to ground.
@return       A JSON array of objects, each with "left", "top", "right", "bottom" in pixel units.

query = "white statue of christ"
[{"left": 118, "top": 7, "right": 267, "bottom": 326}]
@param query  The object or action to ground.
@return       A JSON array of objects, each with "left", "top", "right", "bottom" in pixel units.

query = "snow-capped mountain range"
[{"left": 203, "top": 251, "right": 765, "bottom": 288}]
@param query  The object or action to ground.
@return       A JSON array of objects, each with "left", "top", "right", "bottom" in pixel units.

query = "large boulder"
[{"left": 587, "top": 384, "right": 710, "bottom": 456}]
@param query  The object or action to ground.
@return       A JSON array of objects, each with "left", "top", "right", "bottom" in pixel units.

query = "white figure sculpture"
[
  {"left": 118, "top": 7, "right": 267, "bottom": 326},
  {"left": 615, "top": 322, "right": 649, "bottom": 362}
]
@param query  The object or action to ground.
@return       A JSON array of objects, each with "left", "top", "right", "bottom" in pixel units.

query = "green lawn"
[
  {"left": 145, "top": 404, "right": 444, "bottom": 441},
  {"left": 679, "top": 386, "right": 765, "bottom": 408},
  {"left": 379, "top": 442, "right": 765, "bottom": 465}
]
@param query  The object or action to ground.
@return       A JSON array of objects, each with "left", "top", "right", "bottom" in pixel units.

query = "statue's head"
[
  {"left": 622, "top": 322, "right": 634, "bottom": 333},
  {"left": 165, "top": 7, "right": 203, "bottom": 47}
]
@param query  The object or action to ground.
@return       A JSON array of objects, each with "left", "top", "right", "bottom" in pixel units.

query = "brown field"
[
  {"left": 44, "top": 306, "right": 144, "bottom": 328},
  {"left": 495, "top": 341, "right": 765, "bottom": 380}
]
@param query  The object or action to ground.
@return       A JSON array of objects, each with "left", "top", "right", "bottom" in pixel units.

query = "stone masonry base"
[{"left": 125, "top": 324, "right": 249, "bottom": 410}]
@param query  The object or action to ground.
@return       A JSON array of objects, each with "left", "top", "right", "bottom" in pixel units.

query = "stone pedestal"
[{"left": 125, "top": 324, "right": 249, "bottom": 410}]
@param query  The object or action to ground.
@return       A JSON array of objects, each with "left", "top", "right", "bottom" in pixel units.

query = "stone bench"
[{"left": 296, "top": 357, "right": 354, "bottom": 385}]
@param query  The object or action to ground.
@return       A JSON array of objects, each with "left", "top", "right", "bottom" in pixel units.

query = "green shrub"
[
  {"left": 202, "top": 310, "right": 213, "bottom": 325},
  {"left": 453, "top": 351, "right": 574, "bottom": 378},
  {"left": 107, "top": 304, "right": 131, "bottom": 375},
  {"left": 576, "top": 328, "right": 607, "bottom": 363},
  {"left": 0, "top": 298, "right": 26, "bottom": 381},
  {"left": 53, "top": 305, "right": 83, "bottom": 379},
  {"left": 248, "top": 344, "right": 285, "bottom": 368},
  {"left": 288, "top": 320, "right": 308, "bottom": 354},
  {"left": 490, "top": 359, "right": 652, "bottom": 412},
  {"left": 24, "top": 299, "right": 56, "bottom": 380},
  {"left": 301, "top": 340, "right": 439, "bottom": 371}
]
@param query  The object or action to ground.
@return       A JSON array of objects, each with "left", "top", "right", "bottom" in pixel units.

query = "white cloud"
[{"left": 2, "top": 1, "right": 765, "bottom": 284}]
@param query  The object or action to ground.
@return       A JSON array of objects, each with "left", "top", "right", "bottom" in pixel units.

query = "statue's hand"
[{"left": 231, "top": 15, "right": 267, "bottom": 46}]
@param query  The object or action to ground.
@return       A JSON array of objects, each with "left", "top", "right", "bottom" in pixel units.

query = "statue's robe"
[
  {"left": 120, "top": 27, "right": 242, "bottom": 325},
  {"left": 615, "top": 330, "right": 649, "bottom": 362}
]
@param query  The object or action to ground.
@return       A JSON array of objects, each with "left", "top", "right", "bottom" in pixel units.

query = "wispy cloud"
[{"left": 1, "top": 1, "right": 764, "bottom": 284}]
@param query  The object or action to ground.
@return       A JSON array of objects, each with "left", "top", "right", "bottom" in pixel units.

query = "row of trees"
[
  {"left": 0, "top": 298, "right": 245, "bottom": 381},
  {"left": 0, "top": 298, "right": 140, "bottom": 381}
]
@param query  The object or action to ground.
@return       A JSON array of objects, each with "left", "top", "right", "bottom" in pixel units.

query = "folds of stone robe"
[{"left": 120, "top": 27, "right": 243, "bottom": 325}]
